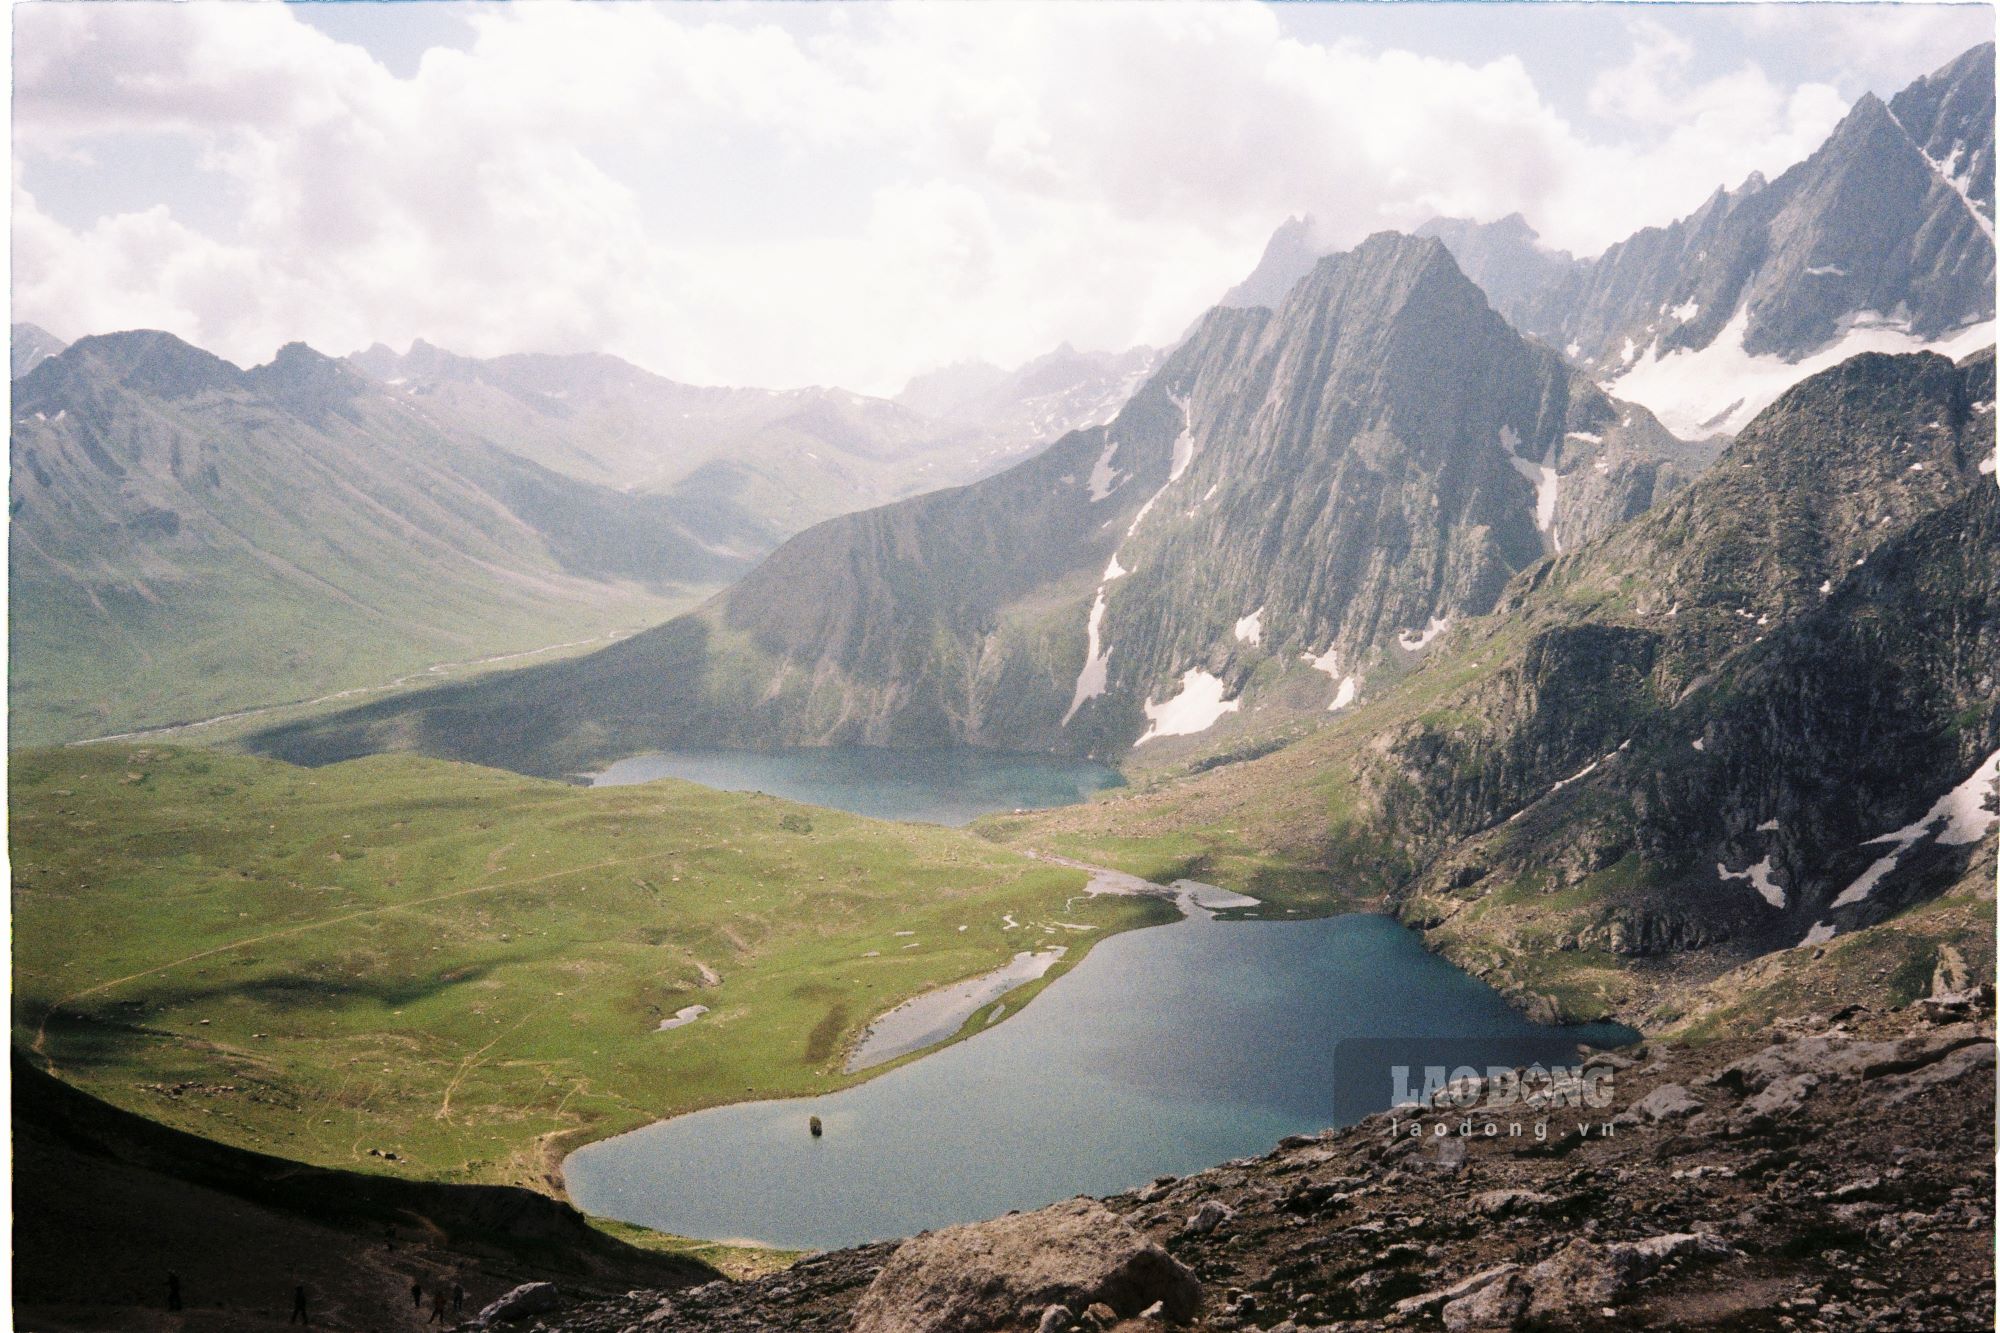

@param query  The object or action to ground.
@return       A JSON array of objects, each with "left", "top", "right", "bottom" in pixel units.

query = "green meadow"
[{"left": 11, "top": 745, "right": 1165, "bottom": 1196}]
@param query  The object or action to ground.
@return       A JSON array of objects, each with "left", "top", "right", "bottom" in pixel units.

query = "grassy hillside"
[
  {"left": 11, "top": 746, "right": 1169, "bottom": 1194},
  {"left": 9, "top": 332, "right": 752, "bottom": 747}
]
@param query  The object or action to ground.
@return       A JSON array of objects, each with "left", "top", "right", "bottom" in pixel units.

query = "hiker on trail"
[
  {"left": 411, "top": 1280, "right": 424, "bottom": 1309},
  {"left": 429, "top": 1288, "right": 449, "bottom": 1324},
  {"left": 167, "top": 1271, "right": 182, "bottom": 1311},
  {"left": 453, "top": 1281, "right": 465, "bottom": 1314},
  {"left": 291, "top": 1284, "right": 309, "bottom": 1325}
]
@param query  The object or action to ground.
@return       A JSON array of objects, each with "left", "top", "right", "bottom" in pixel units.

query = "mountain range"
[
  {"left": 894, "top": 342, "right": 1164, "bottom": 447},
  {"left": 343, "top": 339, "right": 1060, "bottom": 537},
  {"left": 249, "top": 232, "right": 1711, "bottom": 772},
  {"left": 1002, "top": 343, "right": 1996, "bottom": 1027},
  {"left": 246, "top": 43, "right": 1999, "bottom": 1031},
  {"left": 8, "top": 328, "right": 1156, "bottom": 745},
  {"left": 8, "top": 332, "right": 762, "bottom": 745},
  {"left": 1302, "top": 44, "right": 1997, "bottom": 438}
]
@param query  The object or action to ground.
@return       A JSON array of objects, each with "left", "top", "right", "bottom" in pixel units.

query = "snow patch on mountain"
[
  {"left": 1233, "top": 607, "right": 1263, "bottom": 646},
  {"left": 1167, "top": 390, "right": 1197, "bottom": 482},
  {"left": 1134, "top": 669, "right": 1240, "bottom": 745},
  {"left": 1087, "top": 436, "right": 1125, "bottom": 502},
  {"left": 1508, "top": 452, "right": 1561, "bottom": 550},
  {"left": 1830, "top": 748, "right": 2000, "bottom": 908},
  {"left": 1886, "top": 106, "right": 1996, "bottom": 241},
  {"left": 1718, "top": 856, "right": 1786, "bottom": 909},
  {"left": 1397, "top": 616, "right": 1451, "bottom": 653},
  {"left": 1061, "top": 589, "right": 1113, "bottom": 725},
  {"left": 1300, "top": 645, "right": 1359, "bottom": 711},
  {"left": 1606, "top": 304, "right": 1998, "bottom": 438}
]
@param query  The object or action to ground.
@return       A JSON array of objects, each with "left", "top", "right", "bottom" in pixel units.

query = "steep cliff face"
[
  {"left": 1351, "top": 350, "right": 1998, "bottom": 1001},
  {"left": 251, "top": 235, "right": 1700, "bottom": 775}
]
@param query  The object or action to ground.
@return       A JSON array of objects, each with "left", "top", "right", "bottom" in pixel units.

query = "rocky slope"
[
  {"left": 996, "top": 346, "right": 1997, "bottom": 1026},
  {"left": 249, "top": 234, "right": 1705, "bottom": 776},
  {"left": 8, "top": 331, "right": 757, "bottom": 744},
  {"left": 517, "top": 994, "right": 1996, "bottom": 1332},
  {"left": 1215, "top": 216, "right": 1329, "bottom": 312}
]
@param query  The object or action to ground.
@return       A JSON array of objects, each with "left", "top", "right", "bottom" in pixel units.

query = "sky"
[{"left": 11, "top": 1, "right": 1994, "bottom": 395}]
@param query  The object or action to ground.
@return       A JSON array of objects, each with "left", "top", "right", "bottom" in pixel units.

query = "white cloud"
[{"left": 7, "top": 2, "right": 1975, "bottom": 393}]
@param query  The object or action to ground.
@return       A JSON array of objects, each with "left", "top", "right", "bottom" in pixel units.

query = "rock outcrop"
[{"left": 847, "top": 1199, "right": 1201, "bottom": 1333}]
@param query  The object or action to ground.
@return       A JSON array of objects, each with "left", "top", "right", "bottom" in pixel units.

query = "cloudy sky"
[{"left": 12, "top": 1, "right": 1992, "bottom": 394}]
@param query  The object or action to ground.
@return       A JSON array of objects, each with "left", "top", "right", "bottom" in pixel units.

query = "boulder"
[
  {"left": 1618, "top": 1083, "right": 1703, "bottom": 1124},
  {"left": 1393, "top": 1264, "right": 1521, "bottom": 1319},
  {"left": 474, "top": 1281, "right": 561, "bottom": 1325},
  {"left": 1470, "top": 1189, "right": 1557, "bottom": 1217},
  {"left": 1442, "top": 1268, "right": 1532, "bottom": 1331},
  {"left": 849, "top": 1198, "right": 1201, "bottom": 1333},
  {"left": 1527, "top": 1233, "right": 1734, "bottom": 1315},
  {"left": 1183, "top": 1201, "right": 1234, "bottom": 1236}
]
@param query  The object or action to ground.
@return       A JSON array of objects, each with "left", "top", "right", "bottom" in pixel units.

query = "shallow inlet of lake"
[{"left": 566, "top": 887, "right": 1634, "bottom": 1251}]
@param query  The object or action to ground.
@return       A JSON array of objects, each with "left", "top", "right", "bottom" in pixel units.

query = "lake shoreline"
[{"left": 556, "top": 856, "right": 1632, "bottom": 1248}]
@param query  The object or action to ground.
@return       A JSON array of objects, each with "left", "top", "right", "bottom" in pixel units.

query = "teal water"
[
  {"left": 565, "top": 906, "right": 1635, "bottom": 1250},
  {"left": 589, "top": 747, "right": 1124, "bottom": 826}
]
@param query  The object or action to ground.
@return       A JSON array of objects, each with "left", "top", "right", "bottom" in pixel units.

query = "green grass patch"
[{"left": 12, "top": 745, "right": 1165, "bottom": 1193}]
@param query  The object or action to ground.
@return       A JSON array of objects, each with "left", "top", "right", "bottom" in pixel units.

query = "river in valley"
[{"left": 566, "top": 752, "right": 1635, "bottom": 1251}]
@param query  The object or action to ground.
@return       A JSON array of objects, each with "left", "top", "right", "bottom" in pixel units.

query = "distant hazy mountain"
[
  {"left": 895, "top": 342, "right": 1162, "bottom": 447},
  {"left": 1215, "top": 215, "right": 1326, "bottom": 310},
  {"left": 253, "top": 233, "right": 1708, "bottom": 774},
  {"left": 1411, "top": 214, "right": 1578, "bottom": 318},
  {"left": 9, "top": 331, "right": 763, "bottom": 745},
  {"left": 346, "top": 341, "right": 1021, "bottom": 538},
  {"left": 1421, "top": 43, "right": 1995, "bottom": 437},
  {"left": 11, "top": 323, "right": 66, "bottom": 379}
]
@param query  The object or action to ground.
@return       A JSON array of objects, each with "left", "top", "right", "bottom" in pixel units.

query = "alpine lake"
[{"left": 573, "top": 748, "right": 1634, "bottom": 1250}]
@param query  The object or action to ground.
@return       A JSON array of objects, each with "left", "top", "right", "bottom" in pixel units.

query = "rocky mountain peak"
[
  {"left": 11, "top": 322, "right": 67, "bottom": 379},
  {"left": 246, "top": 341, "right": 366, "bottom": 418},
  {"left": 48, "top": 329, "right": 245, "bottom": 400}
]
